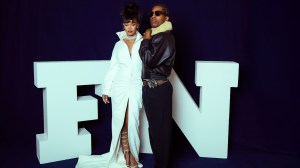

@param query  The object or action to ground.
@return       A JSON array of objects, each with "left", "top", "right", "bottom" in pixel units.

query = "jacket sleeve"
[
  {"left": 102, "top": 44, "right": 119, "bottom": 97},
  {"left": 139, "top": 34, "right": 172, "bottom": 68}
]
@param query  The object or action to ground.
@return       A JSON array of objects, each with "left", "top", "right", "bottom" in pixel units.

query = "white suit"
[{"left": 76, "top": 31, "right": 143, "bottom": 168}]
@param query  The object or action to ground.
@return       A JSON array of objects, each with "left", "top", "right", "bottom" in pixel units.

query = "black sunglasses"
[{"left": 149, "top": 11, "right": 166, "bottom": 17}]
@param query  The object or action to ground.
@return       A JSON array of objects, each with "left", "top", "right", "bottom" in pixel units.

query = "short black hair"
[{"left": 155, "top": 4, "right": 170, "bottom": 17}]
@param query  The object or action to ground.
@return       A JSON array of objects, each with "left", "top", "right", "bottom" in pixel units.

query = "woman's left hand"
[{"left": 102, "top": 94, "right": 110, "bottom": 104}]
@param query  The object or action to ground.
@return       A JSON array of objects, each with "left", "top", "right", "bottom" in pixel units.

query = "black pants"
[{"left": 142, "top": 81, "right": 173, "bottom": 168}]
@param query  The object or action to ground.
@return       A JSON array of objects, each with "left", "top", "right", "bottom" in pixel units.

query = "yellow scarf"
[{"left": 151, "top": 21, "right": 173, "bottom": 36}]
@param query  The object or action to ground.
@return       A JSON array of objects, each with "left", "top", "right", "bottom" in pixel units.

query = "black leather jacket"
[{"left": 139, "top": 31, "right": 176, "bottom": 80}]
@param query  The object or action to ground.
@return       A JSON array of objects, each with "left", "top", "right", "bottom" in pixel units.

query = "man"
[{"left": 139, "top": 4, "right": 176, "bottom": 168}]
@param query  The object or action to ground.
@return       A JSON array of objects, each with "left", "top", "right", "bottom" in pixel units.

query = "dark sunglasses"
[{"left": 149, "top": 11, "right": 166, "bottom": 17}]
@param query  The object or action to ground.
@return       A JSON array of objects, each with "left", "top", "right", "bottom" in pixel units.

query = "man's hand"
[{"left": 143, "top": 29, "right": 152, "bottom": 39}]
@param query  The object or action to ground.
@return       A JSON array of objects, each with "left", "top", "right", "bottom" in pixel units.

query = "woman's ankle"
[{"left": 129, "top": 154, "right": 138, "bottom": 167}]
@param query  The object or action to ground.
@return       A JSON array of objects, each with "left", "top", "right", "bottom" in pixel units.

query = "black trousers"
[{"left": 142, "top": 81, "right": 173, "bottom": 168}]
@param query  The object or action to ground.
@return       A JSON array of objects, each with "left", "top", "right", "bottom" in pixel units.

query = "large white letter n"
[
  {"left": 171, "top": 61, "right": 239, "bottom": 159},
  {"left": 34, "top": 61, "right": 108, "bottom": 164}
]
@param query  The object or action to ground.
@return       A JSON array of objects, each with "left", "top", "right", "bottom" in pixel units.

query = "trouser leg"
[{"left": 142, "top": 82, "right": 173, "bottom": 168}]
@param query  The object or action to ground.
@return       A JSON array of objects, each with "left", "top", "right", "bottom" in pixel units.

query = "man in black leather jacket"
[{"left": 139, "top": 4, "right": 175, "bottom": 168}]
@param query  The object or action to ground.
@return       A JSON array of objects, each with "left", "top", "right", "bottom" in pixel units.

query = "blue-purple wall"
[{"left": 1, "top": 0, "right": 299, "bottom": 167}]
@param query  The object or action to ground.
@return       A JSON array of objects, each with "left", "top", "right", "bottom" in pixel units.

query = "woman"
[{"left": 76, "top": 2, "right": 143, "bottom": 168}]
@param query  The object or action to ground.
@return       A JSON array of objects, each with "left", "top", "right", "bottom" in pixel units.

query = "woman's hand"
[{"left": 102, "top": 94, "right": 110, "bottom": 104}]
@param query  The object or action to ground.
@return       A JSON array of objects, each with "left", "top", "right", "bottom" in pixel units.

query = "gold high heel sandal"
[{"left": 121, "top": 131, "right": 130, "bottom": 167}]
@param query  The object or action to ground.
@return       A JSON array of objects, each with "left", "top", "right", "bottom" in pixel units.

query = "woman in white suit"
[{"left": 76, "top": 2, "right": 143, "bottom": 168}]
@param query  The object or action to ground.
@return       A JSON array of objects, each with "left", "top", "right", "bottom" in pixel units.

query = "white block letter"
[
  {"left": 34, "top": 61, "right": 109, "bottom": 164},
  {"left": 171, "top": 61, "right": 239, "bottom": 158}
]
